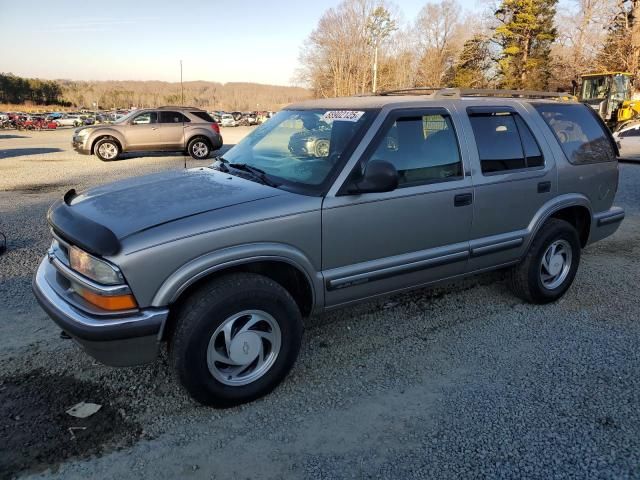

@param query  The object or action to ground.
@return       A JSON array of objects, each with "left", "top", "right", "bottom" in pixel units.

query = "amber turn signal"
[{"left": 77, "top": 288, "right": 137, "bottom": 311}]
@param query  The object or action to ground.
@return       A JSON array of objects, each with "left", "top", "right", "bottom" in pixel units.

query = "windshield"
[
  {"left": 611, "top": 74, "right": 631, "bottom": 101},
  {"left": 581, "top": 76, "right": 610, "bottom": 100},
  {"left": 221, "top": 109, "right": 372, "bottom": 193},
  {"left": 113, "top": 111, "right": 136, "bottom": 124}
]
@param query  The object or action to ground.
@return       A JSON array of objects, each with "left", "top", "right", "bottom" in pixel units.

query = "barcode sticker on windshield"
[{"left": 322, "top": 110, "right": 365, "bottom": 122}]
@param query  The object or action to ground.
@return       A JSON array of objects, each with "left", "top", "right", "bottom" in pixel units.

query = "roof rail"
[
  {"left": 156, "top": 105, "right": 202, "bottom": 110},
  {"left": 376, "top": 87, "right": 576, "bottom": 101},
  {"left": 377, "top": 87, "right": 440, "bottom": 96}
]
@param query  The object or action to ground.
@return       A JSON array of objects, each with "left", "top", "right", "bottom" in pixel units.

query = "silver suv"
[
  {"left": 72, "top": 106, "right": 223, "bottom": 161},
  {"left": 34, "top": 89, "right": 624, "bottom": 407}
]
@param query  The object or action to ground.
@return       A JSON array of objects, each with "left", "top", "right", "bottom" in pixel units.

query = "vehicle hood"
[{"left": 61, "top": 168, "right": 283, "bottom": 241}]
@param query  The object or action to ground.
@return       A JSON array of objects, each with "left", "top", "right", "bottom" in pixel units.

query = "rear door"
[
  {"left": 125, "top": 111, "right": 161, "bottom": 150},
  {"left": 158, "top": 111, "right": 189, "bottom": 149},
  {"left": 322, "top": 108, "right": 474, "bottom": 308},
  {"left": 458, "top": 104, "right": 557, "bottom": 271}
]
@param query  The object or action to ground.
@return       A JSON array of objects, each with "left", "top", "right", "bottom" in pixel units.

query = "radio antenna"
[{"left": 181, "top": 60, "right": 187, "bottom": 170}]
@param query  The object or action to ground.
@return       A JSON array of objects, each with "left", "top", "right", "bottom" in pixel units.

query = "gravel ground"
[{"left": 1, "top": 129, "right": 639, "bottom": 479}]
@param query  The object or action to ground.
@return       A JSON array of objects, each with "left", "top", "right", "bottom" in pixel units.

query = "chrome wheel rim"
[
  {"left": 207, "top": 310, "right": 281, "bottom": 386},
  {"left": 540, "top": 239, "right": 572, "bottom": 290},
  {"left": 192, "top": 141, "right": 208, "bottom": 158},
  {"left": 314, "top": 139, "right": 330, "bottom": 157},
  {"left": 98, "top": 142, "right": 117, "bottom": 159}
]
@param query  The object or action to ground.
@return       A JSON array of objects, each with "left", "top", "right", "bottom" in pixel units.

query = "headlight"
[
  {"left": 68, "top": 245, "right": 124, "bottom": 285},
  {"left": 77, "top": 128, "right": 90, "bottom": 137}
]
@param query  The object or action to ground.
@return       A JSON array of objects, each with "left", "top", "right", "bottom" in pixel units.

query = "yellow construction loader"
[{"left": 579, "top": 72, "right": 639, "bottom": 130}]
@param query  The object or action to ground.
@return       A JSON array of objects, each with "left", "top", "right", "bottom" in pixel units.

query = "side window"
[
  {"left": 619, "top": 127, "right": 640, "bottom": 138},
  {"left": 368, "top": 113, "right": 462, "bottom": 186},
  {"left": 159, "top": 111, "right": 190, "bottom": 123},
  {"left": 534, "top": 103, "right": 617, "bottom": 164},
  {"left": 468, "top": 111, "right": 544, "bottom": 174},
  {"left": 190, "top": 111, "right": 215, "bottom": 122},
  {"left": 132, "top": 112, "right": 157, "bottom": 125}
]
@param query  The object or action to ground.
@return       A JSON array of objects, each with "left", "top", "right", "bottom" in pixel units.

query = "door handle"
[
  {"left": 454, "top": 193, "right": 473, "bottom": 207},
  {"left": 537, "top": 181, "right": 551, "bottom": 193}
]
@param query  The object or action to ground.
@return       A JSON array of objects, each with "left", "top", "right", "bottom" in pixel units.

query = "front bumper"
[
  {"left": 32, "top": 258, "right": 168, "bottom": 366},
  {"left": 72, "top": 135, "right": 90, "bottom": 154}
]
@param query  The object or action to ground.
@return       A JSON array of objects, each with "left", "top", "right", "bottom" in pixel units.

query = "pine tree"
[
  {"left": 449, "top": 36, "right": 493, "bottom": 88},
  {"left": 494, "top": 0, "right": 558, "bottom": 90}
]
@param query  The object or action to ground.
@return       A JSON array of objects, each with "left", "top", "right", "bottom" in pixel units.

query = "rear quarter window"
[
  {"left": 534, "top": 103, "right": 617, "bottom": 164},
  {"left": 190, "top": 111, "right": 215, "bottom": 122}
]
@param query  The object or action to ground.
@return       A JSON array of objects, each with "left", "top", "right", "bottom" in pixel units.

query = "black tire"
[
  {"left": 170, "top": 273, "right": 303, "bottom": 407},
  {"left": 187, "top": 137, "right": 212, "bottom": 160},
  {"left": 507, "top": 218, "right": 581, "bottom": 304},
  {"left": 93, "top": 138, "right": 120, "bottom": 161}
]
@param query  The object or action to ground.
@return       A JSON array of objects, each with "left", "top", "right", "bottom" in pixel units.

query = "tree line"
[
  {"left": 59, "top": 80, "right": 310, "bottom": 111},
  {"left": 0, "top": 73, "right": 68, "bottom": 106},
  {"left": 297, "top": 0, "right": 640, "bottom": 95},
  {"left": 0, "top": 74, "right": 310, "bottom": 111}
]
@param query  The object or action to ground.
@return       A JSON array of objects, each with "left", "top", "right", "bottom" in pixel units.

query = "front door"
[
  {"left": 322, "top": 108, "right": 474, "bottom": 308},
  {"left": 125, "top": 111, "right": 161, "bottom": 150}
]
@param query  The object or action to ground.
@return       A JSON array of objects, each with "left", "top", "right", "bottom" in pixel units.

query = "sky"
[{"left": 0, "top": 0, "right": 483, "bottom": 86}]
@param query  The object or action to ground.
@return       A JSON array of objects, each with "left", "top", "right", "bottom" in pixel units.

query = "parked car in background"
[
  {"left": 34, "top": 89, "right": 624, "bottom": 408},
  {"left": 71, "top": 106, "right": 222, "bottom": 161},
  {"left": 56, "top": 115, "right": 84, "bottom": 127},
  {"left": 220, "top": 113, "right": 237, "bottom": 127},
  {"left": 613, "top": 122, "right": 640, "bottom": 161}
]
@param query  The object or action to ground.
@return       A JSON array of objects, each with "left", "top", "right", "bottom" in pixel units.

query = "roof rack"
[{"left": 376, "top": 87, "right": 576, "bottom": 101}]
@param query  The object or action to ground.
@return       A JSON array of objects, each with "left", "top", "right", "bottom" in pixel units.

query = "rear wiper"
[{"left": 228, "top": 163, "right": 280, "bottom": 187}]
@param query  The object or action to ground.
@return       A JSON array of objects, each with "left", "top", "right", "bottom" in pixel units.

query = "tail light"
[{"left": 211, "top": 122, "right": 220, "bottom": 134}]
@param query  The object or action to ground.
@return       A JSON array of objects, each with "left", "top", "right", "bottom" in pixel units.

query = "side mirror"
[{"left": 348, "top": 160, "right": 399, "bottom": 194}]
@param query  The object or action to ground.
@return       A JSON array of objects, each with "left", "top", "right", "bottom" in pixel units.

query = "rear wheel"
[
  {"left": 507, "top": 218, "right": 581, "bottom": 304},
  {"left": 170, "top": 273, "right": 303, "bottom": 407},
  {"left": 187, "top": 137, "right": 211, "bottom": 160},
  {"left": 94, "top": 138, "right": 120, "bottom": 161}
]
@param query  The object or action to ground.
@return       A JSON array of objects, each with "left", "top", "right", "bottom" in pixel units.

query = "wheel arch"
[
  {"left": 159, "top": 255, "right": 318, "bottom": 342},
  {"left": 90, "top": 131, "right": 125, "bottom": 154},
  {"left": 526, "top": 194, "right": 592, "bottom": 249},
  {"left": 152, "top": 243, "right": 322, "bottom": 329}
]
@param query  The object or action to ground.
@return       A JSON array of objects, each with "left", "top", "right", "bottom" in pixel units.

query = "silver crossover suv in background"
[
  {"left": 72, "top": 106, "right": 223, "bottom": 161},
  {"left": 34, "top": 88, "right": 624, "bottom": 407}
]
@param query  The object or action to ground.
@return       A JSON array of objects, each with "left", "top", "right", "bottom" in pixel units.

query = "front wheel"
[
  {"left": 187, "top": 137, "right": 211, "bottom": 159},
  {"left": 94, "top": 138, "right": 120, "bottom": 161},
  {"left": 170, "top": 273, "right": 303, "bottom": 407},
  {"left": 507, "top": 218, "right": 581, "bottom": 304}
]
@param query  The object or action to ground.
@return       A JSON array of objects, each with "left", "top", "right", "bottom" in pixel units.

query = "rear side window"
[
  {"left": 619, "top": 127, "right": 640, "bottom": 138},
  {"left": 159, "top": 111, "right": 190, "bottom": 123},
  {"left": 468, "top": 110, "right": 544, "bottom": 174},
  {"left": 534, "top": 103, "right": 616, "bottom": 164},
  {"left": 190, "top": 111, "right": 215, "bottom": 122}
]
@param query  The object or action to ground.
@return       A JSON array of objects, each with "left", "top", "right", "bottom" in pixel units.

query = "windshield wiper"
[
  {"left": 228, "top": 163, "right": 280, "bottom": 187},
  {"left": 211, "top": 156, "right": 229, "bottom": 172}
]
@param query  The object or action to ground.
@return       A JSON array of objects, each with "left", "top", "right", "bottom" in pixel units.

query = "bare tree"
[
  {"left": 414, "top": 0, "right": 468, "bottom": 87},
  {"left": 553, "top": 0, "right": 618, "bottom": 89}
]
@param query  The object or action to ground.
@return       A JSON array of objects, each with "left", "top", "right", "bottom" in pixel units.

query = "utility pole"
[
  {"left": 180, "top": 60, "right": 184, "bottom": 106},
  {"left": 366, "top": 6, "right": 396, "bottom": 94},
  {"left": 372, "top": 44, "right": 379, "bottom": 94}
]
